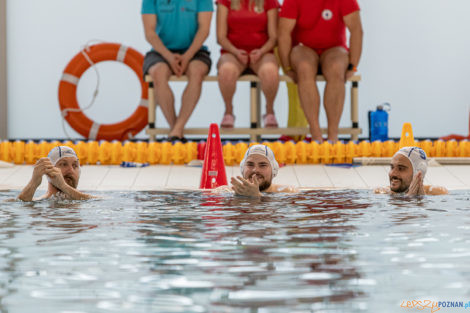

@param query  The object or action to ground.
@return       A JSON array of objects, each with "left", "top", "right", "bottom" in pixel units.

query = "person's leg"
[
  {"left": 251, "top": 53, "right": 279, "bottom": 117},
  {"left": 290, "top": 45, "right": 322, "bottom": 141},
  {"left": 217, "top": 53, "right": 245, "bottom": 119},
  {"left": 169, "top": 59, "right": 209, "bottom": 138},
  {"left": 320, "top": 46, "right": 348, "bottom": 142},
  {"left": 148, "top": 62, "right": 176, "bottom": 128}
]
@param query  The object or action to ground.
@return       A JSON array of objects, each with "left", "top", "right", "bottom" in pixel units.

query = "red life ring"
[{"left": 58, "top": 43, "right": 148, "bottom": 141}]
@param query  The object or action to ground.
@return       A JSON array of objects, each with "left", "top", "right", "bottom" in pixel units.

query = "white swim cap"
[
  {"left": 394, "top": 146, "right": 427, "bottom": 177},
  {"left": 240, "top": 144, "right": 279, "bottom": 178},
  {"left": 48, "top": 146, "right": 79, "bottom": 165},
  {"left": 47, "top": 146, "right": 81, "bottom": 180}
]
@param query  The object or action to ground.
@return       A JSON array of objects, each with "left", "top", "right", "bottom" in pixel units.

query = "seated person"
[
  {"left": 142, "top": 0, "right": 213, "bottom": 142},
  {"left": 278, "top": 0, "right": 363, "bottom": 142},
  {"left": 375, "top": 147, "right": 448, "bottom": 196},
  {"left": 218, "top": 144, "right": 297, "bottom": 197},
  {"left": 17, "top": 146, "right": 94, "bottom": 201},
  {"left": 216, "top": 0, "right": 280, "bottom": 128}
]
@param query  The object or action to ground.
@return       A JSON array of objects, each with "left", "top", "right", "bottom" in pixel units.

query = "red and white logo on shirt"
[{"left": 322, "top": 9, "right": 333, "bottom": 20}]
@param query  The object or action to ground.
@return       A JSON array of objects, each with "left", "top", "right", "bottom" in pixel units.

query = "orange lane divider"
[{"left": 1, "top": 139, "right": 470, "bottom": 166}]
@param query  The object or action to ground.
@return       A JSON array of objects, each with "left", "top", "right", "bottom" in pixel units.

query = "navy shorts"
[{"left": 143, "top": 48, "right": 212, "bottom": 76}]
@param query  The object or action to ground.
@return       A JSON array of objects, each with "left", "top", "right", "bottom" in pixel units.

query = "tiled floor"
[{"left": 1, "top": 163, "right": 469, "bottom": 191}]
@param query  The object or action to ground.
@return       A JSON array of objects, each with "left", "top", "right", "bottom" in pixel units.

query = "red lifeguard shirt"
[
  {"left": 279, "top": 0, "right": 360, "bottom": 50},
  {"left": 217, "top": 0, "right": 279, "bottom": 52}
]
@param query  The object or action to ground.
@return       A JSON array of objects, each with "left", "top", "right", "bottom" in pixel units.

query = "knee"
[
  {"left": 290, "top": 45, "right": 306, "bottom": 60},
  {"left": 187, "top": 65, "right": 207, "bottom": 83},
  {"left": 296, "top": 63, "right": 317, "bottom": 81},
  {"left": 149, "top": 64, "right": 170, "bottom": 86},
  {"left": 323, "top": 62, "right": 346, "bottom": 82},
  {"left": 258, "top": 64, "right": 279, "bottom": 86},
  {"left": 218, "top": 63, "right": 239, "bottom": 85}
]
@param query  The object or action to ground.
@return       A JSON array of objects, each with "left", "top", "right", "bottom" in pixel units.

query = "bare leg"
[
  {"left": 169, "top": 60, "right": 208, "bottom": 138},
  {"left": 148, "top": 63, "right": 175, "bottom": 128},
  {"left": 251, "top": 53, "right": 279, "bottom": 115},
  {"left": 320, "top": 47, "right": 348, "bottom": 142},
  {"left": 217, "top": 53, "right": 245, "bottom": 116},
  {"left": 290, "top": 45, "right": 322, "bottom": 141}
]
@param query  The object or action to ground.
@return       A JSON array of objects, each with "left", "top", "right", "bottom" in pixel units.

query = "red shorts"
[{"left": 309, "top": 44, "right": 349, "bottom": 56}]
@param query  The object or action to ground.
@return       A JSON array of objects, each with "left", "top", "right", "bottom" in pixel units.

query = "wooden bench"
[{"left": 145, "top": 74, "right": 361, "bottom": 142}]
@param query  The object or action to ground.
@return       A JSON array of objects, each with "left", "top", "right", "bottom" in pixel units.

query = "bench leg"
[
  {"left": 351, "top": 81, "right": 359, "bottom": 141},
  {"left": 250, "top": 81, "right": 260, "bottom": 142},
  {"left": 148, "top": 81, "right": 156, "bottom": 142}
]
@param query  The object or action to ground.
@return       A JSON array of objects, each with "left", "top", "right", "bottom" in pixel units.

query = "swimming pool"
[{"left": 1, "top": 190, "right": 469, "bottom": 312}]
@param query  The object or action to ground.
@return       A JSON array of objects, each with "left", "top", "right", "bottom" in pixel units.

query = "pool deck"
[{"left": 1, "top": 163, "right": 470, "bottom": 191}]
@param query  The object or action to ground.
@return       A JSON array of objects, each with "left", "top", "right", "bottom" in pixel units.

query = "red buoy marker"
[{"left": 199, "top": 123, "right": 228, "bottom": 189}]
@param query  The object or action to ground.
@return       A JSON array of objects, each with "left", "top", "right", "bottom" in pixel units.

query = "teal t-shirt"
[{"left": 142, "top": 0, "right": 213, "bottom": 51}]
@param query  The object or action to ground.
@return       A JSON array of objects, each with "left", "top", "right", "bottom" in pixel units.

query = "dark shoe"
[{"left": 168, "top": 136, "right": 188, "bottom": 143}]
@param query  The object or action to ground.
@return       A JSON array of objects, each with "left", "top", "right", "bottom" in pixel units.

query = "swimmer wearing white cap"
[
  {"left": 375, "top": 146, "right": 447, "bottom": 196},
  {"left": 17, "top": 146, "right": 94, "bottom": 201},
  {"left": 229, "top": 144, "right": 297, "bottom": 197}
]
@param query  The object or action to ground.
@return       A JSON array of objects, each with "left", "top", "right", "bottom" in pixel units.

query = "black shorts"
[{"left": 143, "top": 48, "right": 212, "bottom": 76}]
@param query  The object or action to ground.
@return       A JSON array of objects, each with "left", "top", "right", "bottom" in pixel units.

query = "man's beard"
[
  {"left": 248, "top": 173, "right": 272, "bottom": 192},
  {"left": 258, "top": 180, "right": 271, "bottom": 192},
  {"left": 390, "top": 176, "right": 408, "bottom": 193},
  {"left": 64, "top": 175, "right": 78, "bottom": 188}
]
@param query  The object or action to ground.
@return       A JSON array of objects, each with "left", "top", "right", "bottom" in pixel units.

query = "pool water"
[{"left": 1, "top": 190, "right": 470, "bottom": 313}]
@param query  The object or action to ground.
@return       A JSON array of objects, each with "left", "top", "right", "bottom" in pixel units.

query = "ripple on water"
[
  {"left": 31, "top": 289, "right": 121, "bottom": 300},
  {"left": 300, "top": 272, "right": 342, "bottom": 281},
  {"left": 226, "top": 288, "right": 334, "bottom": 302}
]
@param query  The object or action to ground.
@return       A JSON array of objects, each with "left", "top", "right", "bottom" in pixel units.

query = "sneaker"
[
  {"left": 220, "top": 114, "right": 235, "bottom": 128},
  {"left": 263, "top": 113, "right": 278, "bottom": 128}
]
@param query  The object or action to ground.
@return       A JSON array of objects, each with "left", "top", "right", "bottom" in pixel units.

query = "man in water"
[
  {"left": 375, "top": 146, "right": 448, "bottom": 196},
  {"left": 17, "top": 146, "right": 94, "bottom": 201},
  {"left": 230, "top": 144, "right": 297, "bottom": 197}
]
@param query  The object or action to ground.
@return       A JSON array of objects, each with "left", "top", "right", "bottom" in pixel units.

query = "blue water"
[{"left": 1, "top": 190, "right": 470, "bottom": 313}]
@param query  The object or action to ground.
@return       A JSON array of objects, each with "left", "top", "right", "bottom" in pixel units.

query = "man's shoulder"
[
  {"left": 374, "top": 186, "right": 390, "bottom": 194},
  {"left": 270, "top": 184, "right": 298, "bottom": 193},
  {"left": 213, "top": 185, "right": 234, "bottom": 194},
  {"left": 424, "top": 185, "right": 448, "bottom": 195}
]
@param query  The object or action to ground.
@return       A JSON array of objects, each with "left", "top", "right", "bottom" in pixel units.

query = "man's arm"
[
  {"left": 277, "top": 17, "right": 297, "bottom": 81},
  {"left": 17, "top": 179, "right": 41, "bottom": 202},
  {"left": 58, "top": 184, "right": 95, "bottom": 200},
  {"left": 180, "top": 11, "right": 213, "bottom": 72},
  {"left": 343, "top": 11, "right": 363, "bottom": 75},
  {"left": 17, "top": 158, "right": 53, "bottom": 201},
  {"left": 142, "top": 14, "right": 172, "bottom": 60},
  {"left": 142, "top": 14, "right": 182, "bottom": 75},
  {"left": 46, "top": 167, "right": 94, "bottom": 200}
]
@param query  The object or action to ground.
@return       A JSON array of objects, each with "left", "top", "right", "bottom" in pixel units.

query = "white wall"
[{"left": 6, "top": 0, "right": 470, "bottom": 140}]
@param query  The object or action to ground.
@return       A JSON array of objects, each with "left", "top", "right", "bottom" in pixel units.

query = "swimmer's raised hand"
[
  {"left": 406, "top": 171, "right": 425, "bottom": 196},
  {"left": 32, "top": 158, "right": 54, "bottom": 186},
  {"left": 231, "top": 176, "right": 262, "bottom": 198},
  {"left": 45, "top": 167, "right": 67, "bottom": 190}
]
